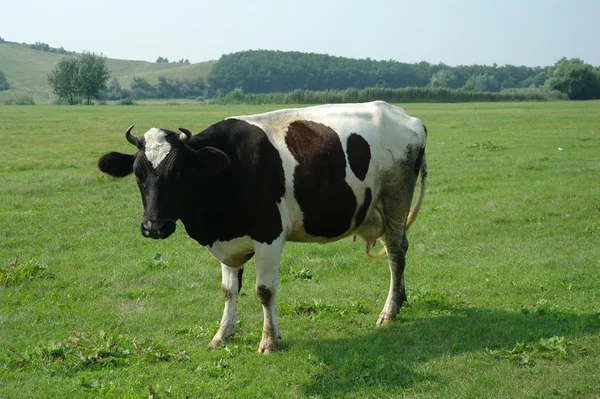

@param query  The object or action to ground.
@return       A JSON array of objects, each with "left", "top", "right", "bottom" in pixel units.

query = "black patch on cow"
[
  {"left": 286, "top": 120, "right": 356, "bottom": 238},
  {"left": 354, "top": 187, "right": 372, "bottom": 227},
  {"left": 414, "top": 148, "right": 425, "bottom": 176},
  {"left": 98, "top": 152, "right": 135, "bottom": 177},
  {"left": 222, "top": 285, "right": 232, "bottom": 300},
  {"left": 237, "top": 268, "right": 244, "bottom": 294},
  {"left": 346, "top": 133, "right": 370, "bottom": 181},
  {"left": 256, "top": 284, "right": 272, "bottom": 306},
  {"left": 177, "top": 119, "right": 285, "bottom": 246},
  {"left": 423, "top": 124, "right": 428, "bottom": 136}
]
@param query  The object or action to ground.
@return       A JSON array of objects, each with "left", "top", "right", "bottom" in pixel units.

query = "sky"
[{"left": 3, "top": 0, "right": 599, "bottom": 67}]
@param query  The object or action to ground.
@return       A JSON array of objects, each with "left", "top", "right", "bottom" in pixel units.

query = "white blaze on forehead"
[{"left": 144, "top": 128, "right": 171, "bottom": 169}]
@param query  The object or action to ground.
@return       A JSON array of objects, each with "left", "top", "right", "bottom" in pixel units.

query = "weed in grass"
[
  {"left": 584, "top": 225, "right": 600, "bottom": 235},
  {"left": 289, "top": 267, "right": 313, "bottom": 280},
  {"left": 0, "top": 257, "right": 53, "bottom": 285},
  {"left": 520, "top": 298, "right": 560, "bottom": 317},
  {"left": 487, "top": 336, "right": 574, "bottom": 366},
  {"left": 467, "top": 141, "right": 507, "bottom": 150},
  {"left": 407, "top": 288, "right": 471, "bottom": 315},
  {"left": 280, "top": 299, "right": 367, "bottom": 318},
  {"left": 3, "top": 330, "right": 187, "bottom": 374},
  {"left": 174, "top": 325, "right": 212, "bottom": 340},
  {"left": 141, "top": 253, "right": 172, "bottom": 269},
  {"left": 123, "top": 288, "right": 157, "bottom": 300}
]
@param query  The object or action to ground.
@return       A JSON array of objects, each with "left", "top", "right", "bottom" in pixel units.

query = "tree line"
[
  {"left": 42, "top": 50, "right": 600, "bottom": 105},
  {"left": 103, "top": 76, "right": 207, "bottom": 100},
  {"left": 207, "top": 51, "right": 600, "bottom": 100}
]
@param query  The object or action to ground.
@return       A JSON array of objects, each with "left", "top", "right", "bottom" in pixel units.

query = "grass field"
[{"left": 1, "top": 101, "right": 599, "bottom": 398}]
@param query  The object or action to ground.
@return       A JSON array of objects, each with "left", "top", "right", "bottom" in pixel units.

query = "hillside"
[{"left": 0, "top": 41, "right": 215, "bottom": 103}]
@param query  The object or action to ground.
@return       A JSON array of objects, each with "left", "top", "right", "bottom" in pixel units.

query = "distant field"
[
  {"left": 1, "top": 101, "right": 599, "bottom": 398},
  {"left": 0, "top": 41, "right": 214, "bottom": 104}
]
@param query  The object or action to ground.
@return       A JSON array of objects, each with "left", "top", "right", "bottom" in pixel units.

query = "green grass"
[
  {"left": 1, "top": 101, "right": 599, "bottom": 398},
  {"left": 0, "top": 41, "right": 214, "bottom": 104}
]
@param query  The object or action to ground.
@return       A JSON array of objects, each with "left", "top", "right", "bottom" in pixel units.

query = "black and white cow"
[{"left": 98, "top": 101, "right": 428, "bottom": 353}]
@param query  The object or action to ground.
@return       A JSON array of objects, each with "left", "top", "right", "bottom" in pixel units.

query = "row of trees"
[
  {"left": 207, "top": 51, "right": 600, "bottom": 100},
  {"left": 103, "top": 76, "right": 207, "bottom": 100},
  {"left": 156, "top": 57, "right": 191, "bottom": 64},
  {"left": 207, "top": 50, "right": 553, "bottom": 94},
  {"left": 45, "top": 50, "right": 600, "bottom": 104},
  {"left": 30, "top": 41, "right": 75, "bottom": 55}
]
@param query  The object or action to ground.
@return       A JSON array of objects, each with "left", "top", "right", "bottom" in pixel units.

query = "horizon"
[
  {"left": 1, "top": 39, "right": 596, "bottom": 69},
  {"left": 3, "top": 0, "right": 599, "bottom": 68}
]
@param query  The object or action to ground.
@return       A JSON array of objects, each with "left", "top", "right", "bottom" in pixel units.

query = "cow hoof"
[
  {"left": 376, "top": 314, "right": 395, "bottom": 326},
  {"left": 258, "top": 339, "right": 278, "bottom": 354},
  {"left": 208, "top": 338, "right": 223, "bottom": 349}
]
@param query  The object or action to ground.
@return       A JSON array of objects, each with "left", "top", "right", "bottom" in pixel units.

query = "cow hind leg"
[
  {"left": 210, "top": 263, "right": 243, "bottom": 348},
  {"left": 254, "top": 235, "right": 284, "bottom": 354},
  {"left": 377, "top": 228, "right": 409, "bottom": 326}
]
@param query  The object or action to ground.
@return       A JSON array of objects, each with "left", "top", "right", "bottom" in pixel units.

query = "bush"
[
  {"left": 0, "top": 71, "right": 8, "bottom": 91},
  {"left": 209, "top": 86, "right": 565, "bottom": 105},
  {"left": 5, "top": 95, "right": 35, "bottom": 105},
  {"left": 119, "top": 98, "right": 136, "bottom": 105},
  {"left": 52, "top": 97, "right": 78, "bottom": 105}
]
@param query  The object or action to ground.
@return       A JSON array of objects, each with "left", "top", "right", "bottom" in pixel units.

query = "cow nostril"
[{"left": 143, "top": 220, "right": 165, "bottom": 232}]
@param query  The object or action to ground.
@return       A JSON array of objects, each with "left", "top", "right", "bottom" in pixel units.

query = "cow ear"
[
  {"left": 98, "top": 152, "right": 135, "bottom": 177},
  {"left": 189, "top": 147, "right": 230, "bottom": 176}
]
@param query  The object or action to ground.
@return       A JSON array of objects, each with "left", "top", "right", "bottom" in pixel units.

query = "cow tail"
[
  {"left": 369, "top": 148, "right": 427, "bottom": 259},
  {"left": 406, "top": 149, "right": 427, "bottom": 231}
]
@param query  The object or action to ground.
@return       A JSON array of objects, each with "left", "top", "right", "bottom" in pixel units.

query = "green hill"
[{"left": 0, "top": 41, "right": 215, "bottom": 103}]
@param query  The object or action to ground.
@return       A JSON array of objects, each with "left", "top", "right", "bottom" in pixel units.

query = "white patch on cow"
[
  {"left": 210, "top": 262, "right": 242, "bottom": 347},
  {"left": 143, "top": 128, "right": 171, "bottom": 169},
  {"left": 208, "top": 236, "right": 254, "bottom": 267},
  {"left": 253, "top": 233, "right": 285, "bottom": 353}
]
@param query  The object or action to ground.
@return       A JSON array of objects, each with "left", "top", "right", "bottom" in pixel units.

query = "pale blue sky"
[{"left": 3, "top": 0, "right": 599, "bottom": 66}]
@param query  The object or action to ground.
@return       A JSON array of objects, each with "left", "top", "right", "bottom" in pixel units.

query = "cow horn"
[
  {"left": 125, "top": 124, "right": 141, "bottom": 148},
  {"left": 178, "top": 127, "right": 192, "bottom": 142}
]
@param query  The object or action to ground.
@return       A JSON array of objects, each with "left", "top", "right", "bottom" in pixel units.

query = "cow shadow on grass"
[{"left": 297, "top": 301, "right": 600, "bottom": 397}]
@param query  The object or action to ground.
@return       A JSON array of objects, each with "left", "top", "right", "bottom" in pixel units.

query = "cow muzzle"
[{"left": 140, "top": 218, "right": 176, "bottom": 239}]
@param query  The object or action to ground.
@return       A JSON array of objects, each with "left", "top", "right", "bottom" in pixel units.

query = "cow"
[{"left": 97, "top": 101, "right": 428, "bottom": 353}]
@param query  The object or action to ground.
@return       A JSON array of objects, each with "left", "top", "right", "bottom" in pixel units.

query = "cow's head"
[{"left": 98, "top": 125, "right": 230, "bottom": 239}]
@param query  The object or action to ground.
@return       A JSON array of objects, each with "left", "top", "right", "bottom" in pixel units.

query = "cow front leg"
[
  {"left": 254, "top": 236, "right": 284, "bottom": 354},
  {"left": 210, "top": 263, "right": 243, "bottom": 348},
  {"left": 377, "top": 231, "right": 408, "bottom": 326}
]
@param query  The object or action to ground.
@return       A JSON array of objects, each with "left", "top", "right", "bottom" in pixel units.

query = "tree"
[
  {"left": 0, "top": 71, "right": 9, "bottom": 91},
  {"left": 104, "top": 77, "right": 123, "bottom": 100},
  {"left": 47, "top": 57, "right": 80, "bottom": 104},
  {"left": 156, "top": 56, "right": 169, "bottom": 63},
  {"left": 545, "top": 57, "right": 600, "bottom": 100},
  {"left": 47, "top": 53, "right": 110, "bottom": 104},
  {"left": 31, "top": 42, "right": 50, "bottom": 51},
  {"left": 472, "top": 73, "right": 500, "bottom": 92},
  {"left": 429, "top": 69, "right": 447, "bottom": 88},
  {"left": 77, "top": 52, "right": 110, "bottom": 104},
  {"left": 131, "top": 77, "right": 157, "bottom": 98}
]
